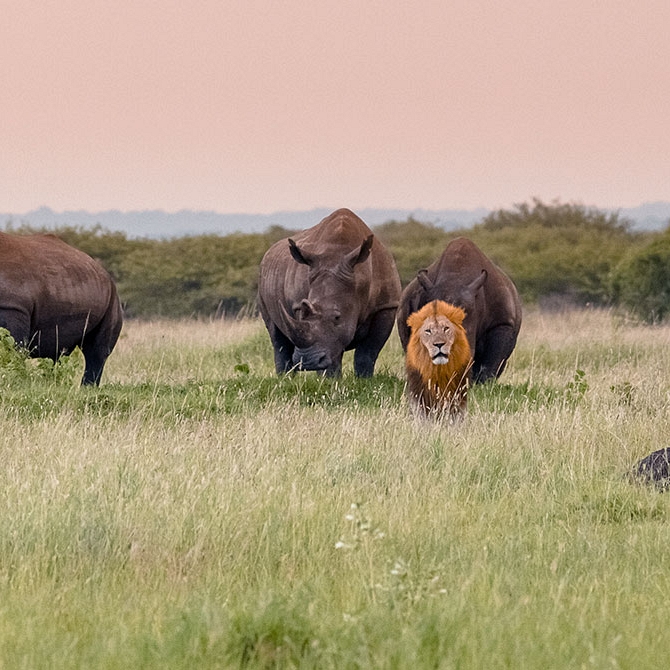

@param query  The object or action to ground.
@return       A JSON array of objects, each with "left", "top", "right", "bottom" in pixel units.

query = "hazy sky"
[{"left": 2, "top": 1, "right": 669, "bottom": 214}]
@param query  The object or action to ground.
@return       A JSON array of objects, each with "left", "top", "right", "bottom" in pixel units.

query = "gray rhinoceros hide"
[
  {"left": 397, "top": 237, "right": 521, "bottom": 383},
  {"left": 0, "top": 231, "right": 123, "bottom": 385},
  {"left": 258, "top": 208, "right": 401, "bottom": 377}
]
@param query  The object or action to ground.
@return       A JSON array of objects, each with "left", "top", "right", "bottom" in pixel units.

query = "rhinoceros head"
[
  {"left": 282, "top": 235, "right": 374, "bottom": 376},
  {"left": 417, "top": 268, "right": 487, "bottom": 320}
]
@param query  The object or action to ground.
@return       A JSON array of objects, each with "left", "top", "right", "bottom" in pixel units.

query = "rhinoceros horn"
[
  {"left": 295, "top": 298, "right": 317, "bottom": 320},
  {"left": 417, "top": 269, "right": 434, "bottom": 291},
  {"left": 278, "top": 300, "right": 313, "bottom": 347},
  {"left": 466, "top": 269, "right": 487, "bottom": 296}
]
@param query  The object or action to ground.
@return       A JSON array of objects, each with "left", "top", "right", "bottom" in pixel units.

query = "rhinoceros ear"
[
  {"left": 344, "top": 235, "right": 374, "bottom": 270},
  {"left": 289, "top": 239, "right": 315, "bottom": 266},
  {"left": 417, "top": 269, "right": 433, "bottom": 292}
]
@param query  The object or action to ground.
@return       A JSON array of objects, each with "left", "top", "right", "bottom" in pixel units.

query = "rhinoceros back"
[{"left": 0, "top": 232, "right": 123, "bottom": 384}]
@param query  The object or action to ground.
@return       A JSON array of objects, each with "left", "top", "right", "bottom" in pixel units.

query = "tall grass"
[{"left": 0, "top": 309, "right": 669, "bottom": 668}]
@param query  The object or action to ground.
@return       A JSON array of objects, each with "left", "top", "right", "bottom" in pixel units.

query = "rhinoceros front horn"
[{"left": 278, "top": 300, "right": 298, "bottom": 328}]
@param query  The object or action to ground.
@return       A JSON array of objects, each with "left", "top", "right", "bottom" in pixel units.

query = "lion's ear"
[
  {"left": 449, "top": 306, "right": 467, "bottom": 326},
  {"left": 406, "top": 311, "right": 423, "bottom": 331}
]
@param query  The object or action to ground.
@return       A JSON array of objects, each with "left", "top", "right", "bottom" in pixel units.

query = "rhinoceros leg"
[
  {"left": 79, "top": 347, "right": 108, "bottom": 385},
  {"left": 79, "top": 309, "right": 123, "bottom": 386},
  {"left": 472, "top": 324, "right": 518, "bottom": 383},
  {"left": 353, "top": 307, "right": 396, "bottom": 377},
  {"left": 267, "top": 324, "right": 295, "bottom": 374},
  {"left": 0, "top": 309, "right": 32, "bottom": 351}
]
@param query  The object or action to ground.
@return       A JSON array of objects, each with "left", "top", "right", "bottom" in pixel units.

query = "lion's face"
[
  {"left": 417, "top": 314, "right": 457, "bottom": 365},
  {"left": 405, "top": 300, "right": 471, "bottom": 419}
]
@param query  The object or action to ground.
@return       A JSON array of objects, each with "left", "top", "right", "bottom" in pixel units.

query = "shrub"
[
  {"left": 3, "top": 202, "right": 656, "bottom": 317},
  {"left": 469, "top": 199, "right": 642, "bottom": 305},
  {"left": 611, "top": 231, "right": 670, "bottom": 323}
]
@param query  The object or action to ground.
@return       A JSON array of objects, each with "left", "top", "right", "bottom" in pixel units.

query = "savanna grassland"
[{"left": 1, "top": 309, "right": 670, "bottom": 669}]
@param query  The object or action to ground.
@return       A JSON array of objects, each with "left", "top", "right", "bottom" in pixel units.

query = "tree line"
[{"left": 5, "top": 199, "right": 670, "bottom": 323}]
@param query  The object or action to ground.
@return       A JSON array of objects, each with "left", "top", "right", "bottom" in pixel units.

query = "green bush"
[
  {"left": 611, "top": 231, "right": 670, "bottom": 323},
  {"left": 468, "top": 199, "right": 644, "bottom": 305},
  {"left": 374, "top": 218, "right": 452, "bottom": 285},
  {"left": 3, "top": 224, "right": 293, "bottom": 319},
  {"left": 377, "top": 200, "right": 648, "bottom": 308},
  {"left": 3, "top": 201, "right": 661, "bottom": 318}
]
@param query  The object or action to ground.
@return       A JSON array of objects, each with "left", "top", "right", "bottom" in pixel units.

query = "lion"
[{"left": 405, "top": 300, "right": 472, "bottom": 420}]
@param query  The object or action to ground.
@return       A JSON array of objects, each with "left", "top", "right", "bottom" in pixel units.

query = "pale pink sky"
[{"left": 2, "top": 1, "right": 669, "bottom": 214}]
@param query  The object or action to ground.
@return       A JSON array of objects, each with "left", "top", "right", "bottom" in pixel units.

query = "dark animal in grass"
[
  {"left": 630, "top": 448, "right": 670, "bottom": 491},
  {"left": 405, "top": 300, "right": 471, "bottom": 420},
  {"left": 0, "top": 231, "right": 123, "bottom": 385},
  {"left": 258, "top": 208, "right": 402, "bottom": 377},
  {"left": 397, "top": 237, "right": 522, "bottom": 383}
]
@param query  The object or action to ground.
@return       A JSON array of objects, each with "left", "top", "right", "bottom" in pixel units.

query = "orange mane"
[{"left": 405, "top": 300, "right": 472, "bottom": 419}]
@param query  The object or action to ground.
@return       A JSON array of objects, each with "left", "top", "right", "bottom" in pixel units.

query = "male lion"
[{"left": 405, "top": 300, "right": 472, "bottom": 420}]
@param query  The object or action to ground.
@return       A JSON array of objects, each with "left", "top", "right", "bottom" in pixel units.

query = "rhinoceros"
[
  {"left": 630, "top": 448, "right": 670, "bottom": 491},
  {"left": 0, "top": 231, "right": 123, "bottom": 385},
  {"left": 397, "top": 237, "right": 521, "bottom": 383},
  {"left": 258, "top": 208, "right": 401, "bottom": 377}
]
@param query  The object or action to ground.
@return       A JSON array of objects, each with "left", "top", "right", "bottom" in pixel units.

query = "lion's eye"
[{"left": 424, "top": 329, "right": 432, "bottom": 335}]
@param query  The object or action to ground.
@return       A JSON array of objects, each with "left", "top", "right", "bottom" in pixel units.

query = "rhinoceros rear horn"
[
  {"left": 344, "top": 235, "right": 374, "bottom": 270},
  {"left": 417, "top": 269, "right": 434, "bottom": 291},
  {"left": 288, "top": 239, "right": 315, "bottom": 266},
  {"left": 295, "top": 298, "right": 316, "bottom": 320},
  {"left": 278, "top": 301, "right": 312, "bottom": 345},
  {"left": 468, "top": 269, "right": 487, "bottom": 293}
]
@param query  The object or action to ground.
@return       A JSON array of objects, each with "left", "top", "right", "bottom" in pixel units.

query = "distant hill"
[
  {"left": 618, "top": 202, "right": 670, "bottom": 231},
  {"left": 1, "top": 203, "right": 668, "bottom": 238}
]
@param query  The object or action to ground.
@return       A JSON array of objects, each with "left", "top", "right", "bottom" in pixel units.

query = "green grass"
[{"left": 1, "top": 311, "right": 670, "bottom": 668}]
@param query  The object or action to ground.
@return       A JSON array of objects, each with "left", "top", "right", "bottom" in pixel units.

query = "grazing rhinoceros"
[
  {"left": 397, "top": 237, "right": 521, "bottom": 383},
  {"left": 258, "top": 208, "right": 401, "bottom": 377},
  {"left": 0, "top": 231, "right": 123, "bottom": 385}
]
